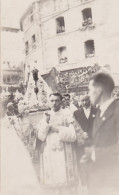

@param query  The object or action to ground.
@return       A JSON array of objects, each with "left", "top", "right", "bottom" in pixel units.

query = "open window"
[
  {"left": 32, "top": 34, "right": 36, "bottom": 49},
  {"left": 82, "top": 8, "right": 92, "bottom": 26},
  {"left": 25, "top": 41, "right": 29, "bottom": 55},
  {"left": 58, "top": 46, "right": 68, "bottom": 63},
  {"left": 85, "top": 40, "right": 95, "bottom": 58},
  {"left": 7, "top": 76, "right": 10, "bottom": 83},
  {"left": 3, "top": 75, "right": 7, "bottom": 83},
  {"left": 32, "top": 34, "right": 36, "bottom": 43},
  {"left": 56, "top": 17, "right": 65, "bottom": 34}
]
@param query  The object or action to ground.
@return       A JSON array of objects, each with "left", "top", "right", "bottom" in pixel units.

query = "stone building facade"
[
  {"left": 1, "top": 27, "right": 24, "bottom": 91},
  {"left": 20, "top": 0, "right": 119, "bottom": 92},
  {"left": 20, "top": 1, "right": 44, "bottom": 79}
]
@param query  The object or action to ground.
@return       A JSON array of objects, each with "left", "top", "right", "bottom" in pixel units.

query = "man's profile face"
[
  {"left": 62, "top": 97, "right": 66, "bottom": 108},
  {"left": 49, "top": 95, "right": 62, "bottom": 112},
  {"left": 88, "top": 80, "right": 101, "bottom": 105},
  {"left": 80, "top": 95, "right": 90, "bottom": 109}
]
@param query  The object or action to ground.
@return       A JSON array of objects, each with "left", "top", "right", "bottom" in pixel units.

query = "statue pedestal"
[{"left": 20, "top": 111, "right": 44, "bottom": 162}]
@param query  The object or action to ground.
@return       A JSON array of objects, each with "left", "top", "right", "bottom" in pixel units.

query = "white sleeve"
[
  {"left": 37, "top": 118, "right": 50, "bottom": 141},
  {"left": 59, "top": 124, "right": 76, "bottom": 142}
]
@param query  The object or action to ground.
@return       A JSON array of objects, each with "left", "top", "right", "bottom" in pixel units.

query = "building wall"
[
  {"left": 21, "top": 1, "right": 44, "bottom": 76},
  {"left": 39, "top": 0, "right": 119, "bottom": 73},
  {"left": 1, "top": 27, "right": 25, "bottom": 89},
  {"left": 21, "top": 0, "right": 119, "bottom": 83},
  {"left": 1, "top": 28, "right": 24, "bottom": 67},
  {"left": 40, "top": 0, "right": 92, "bottom": 71}
]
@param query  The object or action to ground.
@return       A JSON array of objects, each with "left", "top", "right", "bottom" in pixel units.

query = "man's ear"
[{"left": 97, "top": 86, "right": 103, "bottom": 96}]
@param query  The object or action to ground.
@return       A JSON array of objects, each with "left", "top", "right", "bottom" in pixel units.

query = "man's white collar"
[{"left": 100, "top": 98, "right": 114, "bottom": 117}]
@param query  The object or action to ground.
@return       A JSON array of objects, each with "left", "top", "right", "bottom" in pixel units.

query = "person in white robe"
[
  {"left": 37, "top": 93, "right": 83, "bottom": 195},
  {"left": 1, "top": 100, "right": 41, "bottom": 195}
]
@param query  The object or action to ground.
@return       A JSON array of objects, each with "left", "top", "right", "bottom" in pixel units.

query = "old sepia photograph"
[{"left": 1, "top": 0, "right": 119, "bottom": 195}]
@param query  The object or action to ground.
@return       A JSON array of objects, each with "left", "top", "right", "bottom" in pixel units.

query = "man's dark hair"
[
  {"left": 49, "top": 93, "right": 62, "bottom": 100},
  {"left": 63, "top": 94, "right": 70, "bottom": 99},
  {"left": 90, "top": 72, "right": 115, "bottom": 94}
]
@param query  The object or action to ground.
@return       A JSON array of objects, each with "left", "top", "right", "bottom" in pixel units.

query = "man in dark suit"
[
  {"left": 87, "top": 72, "right": 119, "bottom": 195},
  {"left": 74, "top": 95, "right": 97, "bottom": 192},
  {"left": 74, "top": 94, "right": 97, "bottom": 142}
]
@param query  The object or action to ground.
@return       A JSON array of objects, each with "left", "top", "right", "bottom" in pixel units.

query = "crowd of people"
[
  {"left": 1, "top": 72, "right": 119, "bottom": 195},
  {"left": 1, "top": 90, "right": 24, "bottom": 115}
]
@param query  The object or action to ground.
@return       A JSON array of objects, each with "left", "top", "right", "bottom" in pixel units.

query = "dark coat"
[
  {"left": 74, "top": 106, "right": 97, "bottom": 186},
  {"left": 93, "top": 100, "right": 119, "bottom": 147},
  {"left": 88, "top": 100, "right": 119, "bottom": 194},
  {"left": 74, "top": 106, "right": 97, "bottom": 140}
]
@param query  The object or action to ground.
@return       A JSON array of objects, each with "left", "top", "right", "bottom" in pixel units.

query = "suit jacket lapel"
[
  {"left": 82, "top": 108, "right": 88, "bottom": 121},
  {"left": 93, "top": 109, "right": 101, "bottom": 138},
  {"left": 77, "top": 108, "right": 87, "bottom": 122},
  {"left": 89, "top": 107, "right": 95, "bottom": 119},
  {"left": 93, "top": 101, "right": 116, "bottom": 139}
]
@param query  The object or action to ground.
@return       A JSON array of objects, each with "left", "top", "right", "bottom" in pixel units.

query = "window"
[
  {"left": 32, "top": 34, "right": 36, "bottom": 44},
  {"left": 25, "top": 41, "right": 29, "bottom": 55},
  {"left": 7, "top": 76, "right": 10, "bottom": 83},
  {"left": 3, "top": 75, "right": 7, "bottom": 83},
  {"left": 82, "top": 8, "right": 92, "bottom": 26},
  {"left": 32, "top": 34, "right": 36, "bottom": 43},
  {"left": 56, "top": 17, "right": 65, "bottom": 34},
  {"left": 58, "top": 46, "right": 68, "bottom": 63},
  {"left": 32, "top": 34, "right": 36, "bottom": 49},
  {"left": 85, "top": 40, "right": 95, "bottom": 58}
]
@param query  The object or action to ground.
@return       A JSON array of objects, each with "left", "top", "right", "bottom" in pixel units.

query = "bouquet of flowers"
[
  {"left": 14, "top": 90, "right": 23, "bottom": 102},
  {"left": 18, "top": 100, "right": 30, "bottom": 116}
]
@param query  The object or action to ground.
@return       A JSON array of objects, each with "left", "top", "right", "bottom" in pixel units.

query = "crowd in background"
[
  {"left": 1, "top": 74, "right": 119, "bottom": 195},
  {"left": 1, "top": 88, "right": 119, "bottom": 147},
  {"left": 1, "top": 88, "right": 119, "bottom": 118}
]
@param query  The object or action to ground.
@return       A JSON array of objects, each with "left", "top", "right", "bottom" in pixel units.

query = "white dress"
[
  {"left": 38, "top": 109, "right": 82, "bottom": 195},
  {"left": 1, "top": 115, "right": 41, "bottom": 195}
]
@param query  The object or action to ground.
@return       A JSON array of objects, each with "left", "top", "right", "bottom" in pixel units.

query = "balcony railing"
[
  {"left": 79, "top": 21, "right": 96, "bottom": 31},
  {"left": 86, "top": 53, "right": 95, "bottom": 58},
  {"left": 59, "top": 57, "right": 68, "bottom": 64},
  {"left": 82, "top": 18, "right": 92, "bottom": 26},
  {"left": 57, "top": 26, "right": 65, "bottom": 34}
]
